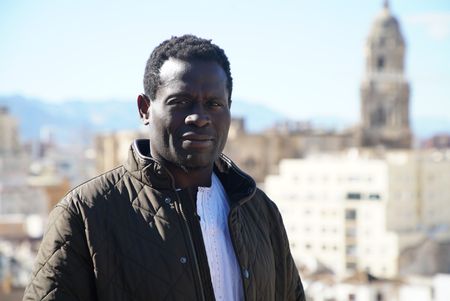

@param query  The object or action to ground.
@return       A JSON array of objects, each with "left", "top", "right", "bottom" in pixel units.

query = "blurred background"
[{"left": 1, "top": 0, "right": 450, "bottom": 300}]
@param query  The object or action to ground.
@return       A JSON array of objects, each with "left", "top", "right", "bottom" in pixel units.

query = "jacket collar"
[{"left": 125, "top": 139, "right": 256, "bottom": 205}]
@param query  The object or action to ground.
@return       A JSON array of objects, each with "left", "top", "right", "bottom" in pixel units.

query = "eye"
[
  {"left": 168, "top": 97, "right": 190, "bottom": 106},
  {"left": 207, "top": 99, "right": 224, "bottom": 108}
]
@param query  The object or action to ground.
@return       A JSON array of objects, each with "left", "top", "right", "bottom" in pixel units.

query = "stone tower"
[{"left": 360, "top": 1, "right": 411, "bottom": 148}]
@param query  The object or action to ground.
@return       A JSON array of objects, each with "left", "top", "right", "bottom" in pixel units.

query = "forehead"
[{"left": 157, "top": 58, "right": 228, "bottom": 95}]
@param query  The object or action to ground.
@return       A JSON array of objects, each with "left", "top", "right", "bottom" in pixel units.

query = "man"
[{"left": 24, "top": 35, "right": 304, "bottom": 301}]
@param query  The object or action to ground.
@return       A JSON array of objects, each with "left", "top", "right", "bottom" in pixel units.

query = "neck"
[{"left": 165, "top": 162, "right": 214, "bottom": 188}]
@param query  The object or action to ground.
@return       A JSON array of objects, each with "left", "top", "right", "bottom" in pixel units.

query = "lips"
[{"left": 181, "top": 132, "right": 214, "bottom": 149}]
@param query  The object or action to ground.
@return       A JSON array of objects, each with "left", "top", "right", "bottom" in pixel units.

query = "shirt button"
[
  {"left": 164, "top": 197, "right": 171, "bottom": 204},
  {"left": 243, "top": 268, "right": 250, "bottom": 279},
  {"left": 180, "top": 257, "right": 187, "bottom": 264}
]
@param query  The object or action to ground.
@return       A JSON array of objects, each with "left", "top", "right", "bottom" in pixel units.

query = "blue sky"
[{"left": 1, "top": 0, "right": 449, "bottom": 124}]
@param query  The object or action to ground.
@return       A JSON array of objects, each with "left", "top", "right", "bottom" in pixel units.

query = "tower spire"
[{"left": 360, "top": 0, "right": 411, "bottom": 149}]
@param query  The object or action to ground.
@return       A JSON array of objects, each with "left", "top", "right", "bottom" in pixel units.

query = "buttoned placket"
[{"left": 170, "top": 190, "right": 207, "bottom": 301}]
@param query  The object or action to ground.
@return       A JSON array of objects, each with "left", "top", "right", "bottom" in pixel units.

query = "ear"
[{"left": 137, "top": 94, "right": 150, "bottom": 125}]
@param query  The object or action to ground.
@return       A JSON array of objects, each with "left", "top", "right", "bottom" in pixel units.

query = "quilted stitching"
[
  {"left": 86, "top": 173, "right": 195, "bottom": 300},
  {"left": 24, "top": 143, "right": 305, "bottom": 301}
]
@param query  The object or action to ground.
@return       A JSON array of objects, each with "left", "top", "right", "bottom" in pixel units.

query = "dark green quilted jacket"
[{"left": 23, "top": 139, "right": 305, "bottom": 301}]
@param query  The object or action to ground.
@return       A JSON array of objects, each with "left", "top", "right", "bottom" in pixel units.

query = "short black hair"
[{"left": 143, "top": 34, "right": 232, "bottom": 102}]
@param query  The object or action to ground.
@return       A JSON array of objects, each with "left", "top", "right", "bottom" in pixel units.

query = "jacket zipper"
[
  {"left": 228, "top": 205, "right": 248, "bottom": 301},
  {"left": 174, "top": 192, "right": 206, "bottom": 301}
]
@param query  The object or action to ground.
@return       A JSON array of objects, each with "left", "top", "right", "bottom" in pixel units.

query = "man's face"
[{"left": 146, "top": 58, "right": 231, "bottom": 170}]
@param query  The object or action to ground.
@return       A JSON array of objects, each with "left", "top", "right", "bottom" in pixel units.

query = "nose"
[
  {"left": 185, "top": 104, "right": 211, "bottom": 127},
  {"left": 185, "top": 113, "right": 211, "bottom": 127}
]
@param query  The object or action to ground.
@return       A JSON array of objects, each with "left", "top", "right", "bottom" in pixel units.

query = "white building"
[
  {"left": 0, "top": 106, "right": 20, "bottom": 156},
  {"left": 264, "top": 149, "right": 450, "bottom": 278},
  {"left": 304, "top": 272, "right": 450, "bottom": 301}
]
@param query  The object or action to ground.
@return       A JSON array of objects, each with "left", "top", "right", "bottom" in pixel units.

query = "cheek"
[
  {"left": 220, "top": 113, "right": 231, "bottom": 133},
  {"left": 149, "top": 118, "right": 167, "bottom": 146},
  {"left": 217, "top": 115, "right": 231, "bottom": 145},
  {"left": 153, "top": 117, "right": 181, "bottom": 147}
]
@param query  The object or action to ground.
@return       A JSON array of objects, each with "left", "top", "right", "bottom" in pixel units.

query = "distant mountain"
[
  {"left": 0, "top": 95, "right": 139, "bottom": 144},
  {"left": 1, "top": 95, "right": 448, "bottom": 144},
  {"left": 0, "top": 95, "right": 287, "bottom": 144}
]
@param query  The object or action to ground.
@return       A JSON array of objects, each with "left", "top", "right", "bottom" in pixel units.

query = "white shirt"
[{"left": 196, "top": 173, "right": 243, "bottom": 301}]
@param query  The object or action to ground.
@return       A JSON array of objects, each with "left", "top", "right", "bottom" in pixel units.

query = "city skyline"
[
  {"left": 1, "top": 0, "right": 449, "bottom": 125},
  {"left": 1, "top": 3, "right": 450, "bottom": 298}
]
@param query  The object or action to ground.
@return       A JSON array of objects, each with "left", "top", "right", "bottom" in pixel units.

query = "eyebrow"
[
  {"left": 163, "top": 92, "right": 194, "bottom": 103},
  {"left": 165, "top": 92, "right": 193, "bottom": 99}
]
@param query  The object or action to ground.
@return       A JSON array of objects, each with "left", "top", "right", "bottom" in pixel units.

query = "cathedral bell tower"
[{"left": 360, "top": 1, "right": 411, "bottom": 148}]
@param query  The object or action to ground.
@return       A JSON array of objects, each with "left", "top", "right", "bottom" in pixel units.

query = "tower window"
[
  {"left": 377, "top": 56, "right": 385, "bottom": 70},
  {"left": 345, "top": 209, "right": 357, "bottom": 220},
  {"left": 371, "top": 107, "right": 386, "bottom": 127}
]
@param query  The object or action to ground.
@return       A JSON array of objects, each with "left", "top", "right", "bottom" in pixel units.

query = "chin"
[{"left": 179, "top": 154, "right": 217, "bottom": 170}]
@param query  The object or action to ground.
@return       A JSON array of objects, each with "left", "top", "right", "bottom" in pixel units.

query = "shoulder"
[
  {"left": 250, "top": 188, "right": 279, "bottom": 210},
  {"left": 245, "top": 188, "right": 283, "bottom": 227},
  {"left": 59, "top": 165, "right": 128, "bottom": 214}
]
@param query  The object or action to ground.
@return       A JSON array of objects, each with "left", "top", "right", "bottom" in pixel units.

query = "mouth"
[{"left": 181, "top": 133, "right": 214, "bottom": 149}]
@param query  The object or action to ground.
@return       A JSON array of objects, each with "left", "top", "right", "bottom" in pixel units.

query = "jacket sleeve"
[
  {"left": 23, "top": 199, "right": 97, "bottom": 301},
  {"left": 267, "top": 197, "right": 306, "bottom": 301}
]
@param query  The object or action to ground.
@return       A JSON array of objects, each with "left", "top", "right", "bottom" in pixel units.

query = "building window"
[
  {"left": 346, "top": 245, "right": 357, "bottom": 256},
  {"left": 377, "top": 56, "right": 385, "bottom": 70},
  {"left": 376, "top": 292, "right": 384, "bottom": 301},
  {"left": 346, "top": 192, "right": 361, "bottom": 200},
  {"left": 345, "top": 209, "right": 357, "bottom": 220},
  {"left": 369, "top": 193, "right": 381, "bottom": 200}
]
